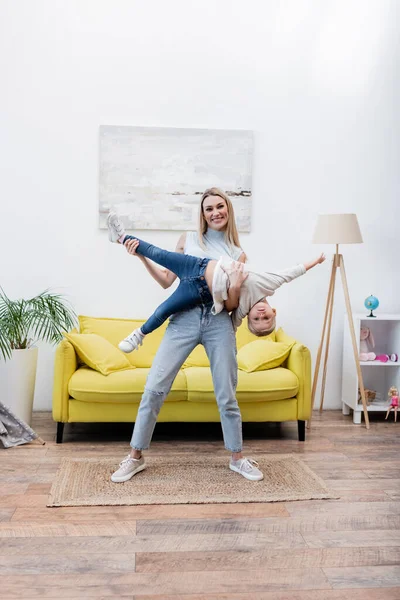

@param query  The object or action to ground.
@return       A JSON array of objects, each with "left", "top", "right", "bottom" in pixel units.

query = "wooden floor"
[{"left": 0, "top": 411, "right": 399, "bottom": 599}]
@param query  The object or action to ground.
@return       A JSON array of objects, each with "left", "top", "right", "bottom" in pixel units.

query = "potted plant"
[{"left": 0, "top": 288, "right": 77, "bottom": 425}]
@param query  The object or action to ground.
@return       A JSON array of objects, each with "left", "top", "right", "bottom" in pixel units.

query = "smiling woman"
[{"left": 107, "top": 186, "right": 266, "bottom": 485}]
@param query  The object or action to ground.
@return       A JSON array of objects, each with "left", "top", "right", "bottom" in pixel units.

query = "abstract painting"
[{"left": 99, "top": 125, "right": 253, "bottom": 231}]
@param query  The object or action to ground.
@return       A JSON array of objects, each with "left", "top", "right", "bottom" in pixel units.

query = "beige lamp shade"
[{"left": 312, "top": 214, "right": 363, "bottom": 244}]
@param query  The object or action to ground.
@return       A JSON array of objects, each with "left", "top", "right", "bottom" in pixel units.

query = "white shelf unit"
[{"left": 342, "top": 314, "right": 400, "bottom": 424}]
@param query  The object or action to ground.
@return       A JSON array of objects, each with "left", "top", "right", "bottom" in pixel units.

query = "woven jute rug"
[{"left": 47, "top": 454, "right": 336, "bottom": 507}]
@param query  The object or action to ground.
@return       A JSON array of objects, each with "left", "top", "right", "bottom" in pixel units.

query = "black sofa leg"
[
  {"left": 297, "top": 420, "right": 306, "bottom": 442},
  {"left": 56, "top": 422, "right": 64, "bottom": 444}
]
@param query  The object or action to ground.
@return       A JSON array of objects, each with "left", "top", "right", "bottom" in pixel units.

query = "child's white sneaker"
[
  {"left": 107, "top": 211, "right": 126, "bottom": 243},
  {"left": 119, "top": 328, "right": 145, "bottom": 353},
  {"left": 229, "top": 457, "right": 264, "bottom": 481}
]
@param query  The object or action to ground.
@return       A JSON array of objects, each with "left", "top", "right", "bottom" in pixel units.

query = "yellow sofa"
[{"left": 53, "top": 315, "right": 312, "bottom": 443}]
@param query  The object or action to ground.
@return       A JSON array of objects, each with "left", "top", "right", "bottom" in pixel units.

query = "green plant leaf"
[
  {"left": 0, "top": 287, "right": 77, "bottom": 361},
  {"left": 0, "top": 325, "right": 11, "bottom": 360}
]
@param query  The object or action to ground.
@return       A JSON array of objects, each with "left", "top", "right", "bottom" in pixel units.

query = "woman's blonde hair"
[{"left": 198, "top": 187, "right": 242, "bottom": 251}]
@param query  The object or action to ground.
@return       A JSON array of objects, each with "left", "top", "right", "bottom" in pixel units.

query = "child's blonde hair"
[
  {"left": 198, "top": 187, "right": 242, "bottom": 251},
  {"left": 247, "top": 315, "right": 277, "bottom": 337}
]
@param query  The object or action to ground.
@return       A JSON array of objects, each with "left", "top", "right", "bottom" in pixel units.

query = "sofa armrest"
[
  {"left": 275, "top": 328, "right": 312, "bottom": 420},
  {"left": 52, "top": 339, "right": 77, "bottom": 423},
  {"left": 286, "top": 343, "right": 312, "bottom": 420}
]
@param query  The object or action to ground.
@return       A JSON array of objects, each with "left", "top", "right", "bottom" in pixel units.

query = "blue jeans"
[
  {"left": 130, "top": 304, "right": 242, "bottom": 453},
  {"left": 123, "top": 235, "right": 212, "bottom": 335}
]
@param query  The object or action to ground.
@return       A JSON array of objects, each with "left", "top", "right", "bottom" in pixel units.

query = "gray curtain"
[{"left": 0, "top": 402, "right": 43, "bottom": 448}]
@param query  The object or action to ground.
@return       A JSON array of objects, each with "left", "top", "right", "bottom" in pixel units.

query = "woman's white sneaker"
[
  {"left": 111, "top": 455, "right": 146, "bottom": 482},
  {"left": 229, "top": 457, "right": 264, "bottom": 481}
]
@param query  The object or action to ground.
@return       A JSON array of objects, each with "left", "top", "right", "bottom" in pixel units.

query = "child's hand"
[
  {"left": 124, "top": 238, "right": 140, "bottom": 256},
  {"left": 304, "top": 253, "right": 326, "bottom": 271},
  {"left": 227, "top": 261, "right": 249, "bottom": 289}
]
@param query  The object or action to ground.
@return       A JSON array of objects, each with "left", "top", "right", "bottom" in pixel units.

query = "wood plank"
[
  {"left": 0, "top": 495, "right": 48, "bottom": 508},
  {"left": 0, "top": 447, "right": 47, "bottom": 457},
  {"left": 363, "top": 469, "right": 400, "bottom": 479},
  {"left": 328, "top": 479, "right": 400, "bottom": 491},
  {"left": 0, "top": 473, "right": 55, "bottom": 484},
  {"left": 384, "top": 489, "right": 400, "bottom": 500},
  {"left": 10, "top": 507, "right": 160, "bottom": 522},
  {"left": 304, "top": 457, "right": 397, "bottom": 469},
  {"left": 286, "top": 501, "right": 400, "bottom": 516},
  {"left": 308, "top": 469, "right": 369, "bottom": 480},
  {"left": 304, "top": 530, "right": 400, "bottom": 548},
  {"left": 10, "top": 503, "right": 288, "bottom": 522},
  {"left": 332, "top": 491, "right": 392, "bottom": 503},
  {"left": 0, "top": 552, "right": 135, "bottom": 574},
  {"left": 0, "top": 483, "right": 28, "bottom": 495},
  {"left": 135, "top": 546, "right": 400, "bottom": 572},
  {"left": 0, "top": 455, "right": 51, "bottom": 466},
  {"left": 133, "top": 589, "right": 400, "bottom": 600},
  {"left": 0, "top": 531, "right": 307, "bottom": 553},
  {"left": 0, "top": 586, "right": 136, "bottom": 599},
  {"left": 0, "top": 568, "right": 331, "bottom": 596},
  {"left": 2, "top": 597, "right": 132, "bottom": 600},
  {"left": 0, "top": 509, "right": 14, "bottom": 522},
  {"left": 136, "top": 514, "right": 400, "bottom": 536},
  {"left": 324, "top": 565, "right": 400, "bottom": 589},
  {"left": 0, "top": 523, "right": 137, "bottom": 539},
  {"left": 26, "top": 483, "right": 51, "bottom": 495}
]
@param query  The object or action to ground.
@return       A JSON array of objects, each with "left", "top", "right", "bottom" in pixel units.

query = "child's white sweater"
[{"left": 212, "top": 257, "right": 306, "bottom": 329}]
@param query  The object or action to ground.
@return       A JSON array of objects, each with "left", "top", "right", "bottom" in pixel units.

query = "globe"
[{"left": 364, "top": 295, "right": 379, "bottom": 317}]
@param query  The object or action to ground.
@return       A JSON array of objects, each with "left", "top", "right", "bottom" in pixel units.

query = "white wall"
[{"left": 1, "top": 0, "right": 399, "bottom": 411}]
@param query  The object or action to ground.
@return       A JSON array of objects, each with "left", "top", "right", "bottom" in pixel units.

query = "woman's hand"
[
  {"left": 227, "top": 261, "right": 248, "bottom": 289},
  {"left": 124, "top": 238, "right": 141, "bottom": 257},
  {"left": 316, "top": 252, "right": 326, "bottom": 264}
]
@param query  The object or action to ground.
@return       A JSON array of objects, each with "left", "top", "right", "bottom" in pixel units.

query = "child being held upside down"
[{"left": 107, "top": 212, "right": 326, "bottom": 352}]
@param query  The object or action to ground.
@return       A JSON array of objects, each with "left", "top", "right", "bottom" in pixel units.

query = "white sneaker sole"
[
  {"left": 229, "top": 463, "right": 264, "bottom": 481},
  {"left": 118, "top": 341, "right": 136, "bottom": 353},
  {"left": 111, "top": 463, "right": 146, "bottom": 483},
  {"left": 108, "top": 230, "right": 119, "bottom": 243}
]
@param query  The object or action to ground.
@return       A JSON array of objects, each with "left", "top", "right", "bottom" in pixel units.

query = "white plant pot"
[{"left": 0, "top": 347, "right": 38, "bottom": 426}]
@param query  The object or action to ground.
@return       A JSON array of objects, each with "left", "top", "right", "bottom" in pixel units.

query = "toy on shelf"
[
  {"left": 359, "top": 327, "right": 376, "bottom": 361},
  {"left": 376, "top": 354, "right": 399, "bottom": 363},
  {"left": 358, "top": 388, "right": 376, "bottom": 406},
  {"left": 364, "top": 295, "right": 379, "bottom": 318},
  {"left": 385, "top": 386, "right": 399, "bottom": 422}
]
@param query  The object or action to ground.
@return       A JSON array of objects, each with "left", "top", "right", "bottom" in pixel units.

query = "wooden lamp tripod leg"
[
  {"left": 308, "top": 256, "right": 337, "bottom": 428},
  {"left": 339, "top": 255, "right": 370, "bottom": 429},
  {"left": 319, "top": 255, "right": 337, "bottom": 412}
]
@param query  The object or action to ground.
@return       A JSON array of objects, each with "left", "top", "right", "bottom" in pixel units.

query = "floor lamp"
[{"left": 309, "top": 214, "right": 370, "bottom": 429}]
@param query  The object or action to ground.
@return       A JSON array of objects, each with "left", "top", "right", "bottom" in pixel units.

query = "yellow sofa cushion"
[
  {"left": 64, "top": 333, "right": 132, "bottom": 376},
  {"left": 184, "top": 367, "right": 299, "bottom": 403},
  {"left": 275, "top": 327, "right": 297, "bottom": 347},
  {"left": 68, "top": 367, "right": 187, "bottom": 403},
  {"left": 237, "top": 338, "right": 294, "bottom": 373},
  {"left": 236, "top": 319, "right": 276, "bottom": 349},
  {"left": 78, "top": 315, "right": 168, "bottom": 368}
]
